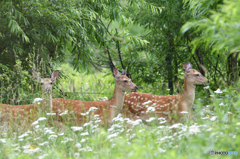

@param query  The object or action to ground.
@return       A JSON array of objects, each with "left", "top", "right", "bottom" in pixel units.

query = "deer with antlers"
[
  {"left": 0, "top": 70, "right": 59, "bottom": 122},
  {"left": 123, "top": 62, "right": 209, "bottom": 123},
  {"left": 52, "top": 68, "right": 138, "bottom": 126}
]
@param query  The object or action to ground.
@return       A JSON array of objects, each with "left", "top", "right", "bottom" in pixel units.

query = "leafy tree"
[{"left": 182, "top": 0, "right": 240, "bottom": 84}]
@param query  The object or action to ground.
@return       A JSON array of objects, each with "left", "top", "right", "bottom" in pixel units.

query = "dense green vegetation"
[{"left": 0, "top": 0, "right": 240, "bottom": 158}]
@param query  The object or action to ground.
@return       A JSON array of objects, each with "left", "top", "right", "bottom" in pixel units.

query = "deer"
[
  {"left": 32, "top": 70, "right": 59, "bottom": 110},
  {"left": 52, "top": 68, "right": 138, "bottom": 126},
  {"left": 123, "top": 62, "right": 209, "bottom": 124},
  {"left": 0, "top": 70, "right": 59, "bottom": 122}
]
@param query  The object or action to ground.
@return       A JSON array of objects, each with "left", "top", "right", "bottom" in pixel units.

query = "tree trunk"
[
  {"left": 227, "top": 53, "right": 238, "bottom": 84},
  {"left": 166, "top": 52, "right": 173, "bottom": 95}
]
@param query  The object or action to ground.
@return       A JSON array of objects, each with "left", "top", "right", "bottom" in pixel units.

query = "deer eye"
[
  {"left": 196, "top": 74, "right": 200, "bottom": 76},
  {"left": 41, "top": 83, "right": 44, "bottom": 85},
  {"left": 124, "top": 80, "right": 128, "bottom": 82},
  {"left": 50, "top": 82, "right": 53, "bottom": 85}
]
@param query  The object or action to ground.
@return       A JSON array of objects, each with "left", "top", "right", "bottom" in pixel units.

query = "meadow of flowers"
[{"left": 1, "top": 81, "right": 239, "bottom": 159}]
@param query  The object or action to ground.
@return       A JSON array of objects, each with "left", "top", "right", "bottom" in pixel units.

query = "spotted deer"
[
  {"left": 52, "top": 68, "right": 138, "bottom": 126},
  {"left": 0, "top": 70, "right": 59, "bottom": 122},
  {"left": 123, "top": 62, "right": 209, "bottom": 123},
  {"left": 32, "top": 70, "right": 59, "bottom": 110}
]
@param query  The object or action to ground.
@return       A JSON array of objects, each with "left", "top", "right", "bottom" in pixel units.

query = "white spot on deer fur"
[
  {"left": 131, "top": 102, "right": 133, "bottom": 104},
  {"left": 128, "top": 101, "right": 130, "bottom": 103},
  {"left": 134, "top": 96, "right": 136, "bottom": 98},
  {"left": 141, "top": 98, "right": 143, "bottom": 100},
  {"left": 138, "top": 96, "right": 140, "bottom": 99}
]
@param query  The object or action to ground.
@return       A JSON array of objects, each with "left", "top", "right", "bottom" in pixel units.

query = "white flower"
[
  {"left": 48, "top": 135, "right": 58, "bottom": 139},
  {"left": 146, "top": 117, "right": 156, "bottom": 122},
  {"left": 236, "top": 122, "right": 240, "bottom": 126},
  {"left": 33, "top": 98, "right": 43, "bottom": 104},
  {"left": 98, "top": 97, "right": 108, "bottom": 100},
  {"left": 31, "top": 120, "right": 39, "bottom": 126},
  {"left": 39, "top": 154, "right": 48, "bottom": 159},
  {"left": 146, "top": 107, "right": 155, "bottom": 113},
  {"left": 158, "top": 148, "right": 166, "bottom": 153},
  {"left": 71, "top": 126, "right": 83, "bottom": 131},
  {"left": 107, "top": 133, "right": 119, "bottom": 139},
  {"left": 39, "top": 142, "right": 49, "bottom": 146},
  {"left": 46, "top": 113, "right": 56, "bottom": 116},
  {"left": 38, "top": 117, "right": 47, "bottom": 121},
  {"left": 158, "top": 126, "right": 165, "bottom": 129},
  {"left": 80, "top": 112, "right": 89, "bottom": 116},
  {"left": 74, "top": 153, "right": 80, "bottom": 157},
  {"left": 189, "top": 125, "right": 201, "bottom": 135},
  {"left": 127, "top": 119, "right": 142, "bottom": 126},
  {"left": 228, "top": 112, "right": 232, "bottom": 114},
  {"left": 160, "top": 136, "right": 172, "bottom": 141},
  {"left": 75, "top": 143, "right": 82, "bottom": 148},
  {"left": 59, "top": 110, "right": 68, "bottom": 116},
  {"left": 201, "top": 117, "right": 209, "bottom": 119},
  {"left": 89, "top": 107, "right": 98, "bottom": 112},
  {"left": 80, "top": 132, "right": 89, "bottom": 136},
  {"left": 206, "top": 128, "right": 212, "bottom": 131},
  {"left": 170, "top": 123, "right": 183, "bottom": 129},
  {"left": 203, "top": 86, "right": 209, "bottom": 89},
  {"left": 210, "top": 116, "right": 218, "bottom": 121},
  {"left": 18, "top": 133, "right": 29, "bottom": 138},
  {"left": 0, "top": 139, "right": 6, "bottom": 143},
  {"left": 45, "top": 129, "right": 55, "bottom": 135},
  {"left": 143, "top": 100, "right": 152, "bottom": 105},
  {"left": 214, "top": 88, "right": 222, "bottom": 94},
  {"left": 180, "top": 111, "right": 188, "bottom": 114},
  {"left": 219, "top": 102, "right": 224, "bottom": 106}
]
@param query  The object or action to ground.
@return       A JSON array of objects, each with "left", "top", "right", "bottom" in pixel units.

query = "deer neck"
[
  {"left": 49, "top": 93, "right": 53, "bottom": 110},
  {"left": 108, "top": 83, "right": 125, "bottom": 121},
  {"left": 182, "top": 75, "right": 196, "bottom": 111},
  {"left": 42, "top": 91, "right": 53, "bottom": 111}
]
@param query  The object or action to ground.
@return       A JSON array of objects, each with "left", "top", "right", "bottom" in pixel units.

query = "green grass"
[{"left": 0, "top": 65, "right": 240, "bottom": 159}]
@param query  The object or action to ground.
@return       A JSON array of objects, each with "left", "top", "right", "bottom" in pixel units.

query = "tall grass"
[
  {"left": 1, "top": 74, "right": 240, "bottom": 159},
  {"left": 0, "top": 62, "right": 240, "bottom": 159}
]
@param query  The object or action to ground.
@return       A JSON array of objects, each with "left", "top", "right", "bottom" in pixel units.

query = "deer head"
[
  {"left": 183, "top": 62, "right": 209, "bottom": 86},
  {"left": 32, "top": 70, "right": 59, "bottom": 96},
  {"left": 113, "top": 68, "right": 138, "bottom": 92}
]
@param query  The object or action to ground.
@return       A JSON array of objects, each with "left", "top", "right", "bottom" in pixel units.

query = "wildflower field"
[
  {"left": 0, "top": 70, "right": 239, "bottom": 159},
  {"left": 1, "top": 0, "right": 240, "bottom": 158}
]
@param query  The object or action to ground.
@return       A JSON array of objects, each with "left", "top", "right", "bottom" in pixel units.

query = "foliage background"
[{"left": 0, "top": 0, "right": 240, "bottom": 158}]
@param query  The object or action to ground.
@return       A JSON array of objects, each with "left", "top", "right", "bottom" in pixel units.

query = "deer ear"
[
  {"left": 187, "top": 62, "right": 192, "bottom": 69},
  {"left": 182, "top": 63, "right": 188, "bottom": 72},
  {"left": 51, "top": 70, "right": 59, "bottom": 83},
  {"left": 32, "top": 71, "right": 41, "bottom": 83},
  {"left": 113, "top": 68, "right": 120, "bottom": 77},
  {"left": 183, "top": 62, "right": 192, "bottom": 73},
  {"left": 121, "top": 68, "right": 127, "bottom": 75}
]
